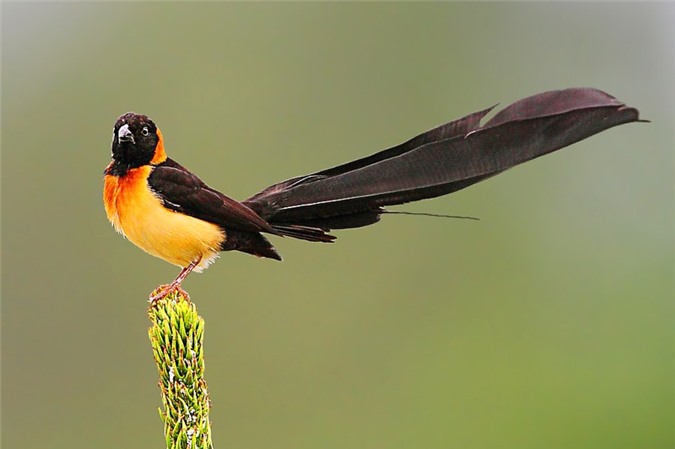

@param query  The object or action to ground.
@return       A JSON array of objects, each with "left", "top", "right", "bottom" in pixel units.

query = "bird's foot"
[
  {"left": 148, "top": 259, "right": 200, "bottom": 304},
  {"left": 148, "top": 283, "right": 190, "bottom": 304}
]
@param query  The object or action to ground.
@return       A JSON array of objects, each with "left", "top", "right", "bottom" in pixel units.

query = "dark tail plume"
[{"left": 245, "top": 88, "right": 642, "bottom": 239}]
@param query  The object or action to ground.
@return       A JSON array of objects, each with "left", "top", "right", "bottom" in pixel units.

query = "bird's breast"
[{"left": 103, "top": 165, "right": 225, "bottom": 270}]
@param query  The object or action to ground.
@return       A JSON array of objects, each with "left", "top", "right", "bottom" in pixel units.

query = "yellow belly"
[{"left": 104, "top": 165, "right": 225, "bottom": 271}]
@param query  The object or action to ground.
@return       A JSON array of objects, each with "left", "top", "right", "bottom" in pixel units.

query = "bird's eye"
[{"left": 141, "top": 126, "right": 149, "bottom": 136}]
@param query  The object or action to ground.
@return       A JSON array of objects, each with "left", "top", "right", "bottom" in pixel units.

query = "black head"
[{"left": 108, "top": 112, "right": 160, "bottom": 174}]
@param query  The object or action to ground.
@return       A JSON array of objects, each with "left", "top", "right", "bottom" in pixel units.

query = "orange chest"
[
  {"left": 103, "top": 166, "right": 224, "bottom": 269},
  {"left": 104, "top": 166, "right": 153, "bottom": 234}
]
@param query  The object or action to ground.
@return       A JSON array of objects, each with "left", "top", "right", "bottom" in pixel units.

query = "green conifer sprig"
[{"left": 148, "top": 289, "right": 213, "bottom": 449}]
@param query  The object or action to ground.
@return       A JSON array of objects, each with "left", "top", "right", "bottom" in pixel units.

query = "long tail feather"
[
  {"left": 245, "top": 88, "right": 641, "bottom": 233},
  {"left": 271, "top": 224, "right": 336, "bottom": 242}
]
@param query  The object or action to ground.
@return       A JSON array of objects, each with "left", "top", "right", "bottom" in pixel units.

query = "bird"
[{"left": 103, "top": 88, "right": 641, "bottom": 301}]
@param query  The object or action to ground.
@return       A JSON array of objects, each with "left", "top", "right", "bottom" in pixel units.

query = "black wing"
[{"left": 148, "top": 158, "right": 277, "bottom": 234}]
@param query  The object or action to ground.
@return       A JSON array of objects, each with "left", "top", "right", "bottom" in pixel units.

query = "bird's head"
[{"left": 108, "top": 112, "right": 166, "bottom": 174}]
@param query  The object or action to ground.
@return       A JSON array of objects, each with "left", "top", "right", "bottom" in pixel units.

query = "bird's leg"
[{"left": 148, "top": 256, "right": 202, "bottom": 303}]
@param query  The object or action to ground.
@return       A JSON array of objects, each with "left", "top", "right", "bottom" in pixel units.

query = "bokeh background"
[{"left": 2, "top": 3, "right": 672, "bottom": 449}]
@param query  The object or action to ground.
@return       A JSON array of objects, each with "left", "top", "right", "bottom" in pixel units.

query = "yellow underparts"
[{"left": 104, "top": 165, "right": 225, "bottom": 271}]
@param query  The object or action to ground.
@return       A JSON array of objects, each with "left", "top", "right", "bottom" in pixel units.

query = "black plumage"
[{"left": 244, "top": 88, "right": 641, "bottom": 233}]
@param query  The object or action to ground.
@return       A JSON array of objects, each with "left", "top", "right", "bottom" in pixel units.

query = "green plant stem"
[{"left": 148, "top": 289, "right": 213, "bottom": 449}]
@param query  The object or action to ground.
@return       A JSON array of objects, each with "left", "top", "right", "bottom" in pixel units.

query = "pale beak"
[{"left": 118, "top": 124, "right": 134, "bottom": 144}]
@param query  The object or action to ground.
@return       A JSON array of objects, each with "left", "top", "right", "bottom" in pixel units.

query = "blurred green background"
[{"left": 2, "top": 3, "right": 672, "bottom": 449}]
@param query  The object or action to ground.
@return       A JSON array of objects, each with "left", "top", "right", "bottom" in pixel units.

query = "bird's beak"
[{"left": 118, "top": 124, "right": 134, "bottom": 144}]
